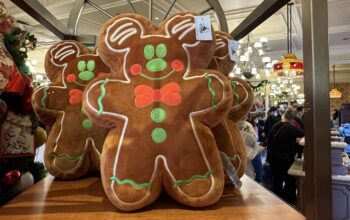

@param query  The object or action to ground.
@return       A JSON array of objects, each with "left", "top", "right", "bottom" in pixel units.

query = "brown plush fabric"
[
  {"left": 32, "top": 41, "right": 109, "bottom": 179},
  {"left": 208, "top": 31, "right": 235, "bottom": 75},
  {"left": 83, "top": 13, "right": 232, "bottom": 211},
  {"left": 209, "top": 31, "right": 254, "bottom": 179}
]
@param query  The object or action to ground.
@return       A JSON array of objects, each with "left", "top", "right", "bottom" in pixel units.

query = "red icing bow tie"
[{"left": 134, "top": 82, "right": 181, "bottom": 108}]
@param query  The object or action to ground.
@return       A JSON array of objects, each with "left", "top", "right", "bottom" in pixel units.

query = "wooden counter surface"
[{"left": 0, "top": 175, "right": 304, "bottom": 220}]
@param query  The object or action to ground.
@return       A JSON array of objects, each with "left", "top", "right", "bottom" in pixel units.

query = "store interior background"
[{"left": 4, "top": 0, "right": 350, "bottom": 180}]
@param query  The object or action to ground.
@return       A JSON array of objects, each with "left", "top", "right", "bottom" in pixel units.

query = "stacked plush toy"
[
  {"left": 209, "top": 31, "right": 254, "bottom": 180},
  {"left": 33, "top": 12, "right": 253, "bottom": 211},
  {"left": 32, "top": 41, "right": 109, "bottom": 179}
]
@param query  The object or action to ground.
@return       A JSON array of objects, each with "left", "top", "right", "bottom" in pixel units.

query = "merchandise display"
[
  {"left": 32, "top": 41, "right": 109, "bottom": 179},
  {"left": 209, "top": 31, "right": 254, "bottom": 179},
  {"left": 83, "top": 13, "right": 233, "bottom": 211},
  {"left": 0, "top": 0, "right": 344, "bottom": 218},
  {"left": 0, "top": 1, "right": 46, "bottom": 205}
]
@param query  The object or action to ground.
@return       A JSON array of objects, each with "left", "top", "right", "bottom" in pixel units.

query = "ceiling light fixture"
[{"left": 273, "top": 3, "right": 303, "bottom": 78}]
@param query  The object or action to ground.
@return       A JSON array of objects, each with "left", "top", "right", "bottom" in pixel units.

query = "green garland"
[
  {"left": 247, "top": 80, "right": 270, "bottom": 92},
  {"left": 4, "top": 27, "right": 37, "bottom": 75}
]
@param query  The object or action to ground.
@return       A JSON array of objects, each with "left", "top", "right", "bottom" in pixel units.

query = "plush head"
[
  {"left": 208, "top": 31, "right": 235, "bottom": 76},
  {"left": 32, "top": 40, "right": 109, "bottom": 179},
  {"left": 84, "top": 13, "right": 233, "bottom": 211},
  {"left": 98, "top": 12, "right": 215, "bottom": 81}
]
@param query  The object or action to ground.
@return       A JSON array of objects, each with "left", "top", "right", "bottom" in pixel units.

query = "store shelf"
[{"left": 0, "top": 175, "right": 304, "bottom": 220}]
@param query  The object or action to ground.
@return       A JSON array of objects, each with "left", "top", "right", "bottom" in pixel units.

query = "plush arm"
[
  {"left": 83, "top": 76, "right": 133, "bottom": 128},
  {"left": 182, "top": 69, "right": 232, "bottom": 127}
]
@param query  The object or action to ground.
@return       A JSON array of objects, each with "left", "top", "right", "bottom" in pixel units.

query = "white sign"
[
  {"left": 228, "top": 40, "right": 239, "bottom": 61},
  {"left": 194, "top": 15, "right": 212, "bottom": 41}
]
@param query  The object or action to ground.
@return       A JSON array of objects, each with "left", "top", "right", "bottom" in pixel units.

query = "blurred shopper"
[
  {"left": 237, "top": 120, "right": 258, "bottom": 180},
  {"left": 251, "top": 116, "right": 264, "bottom": 182},
  {"left": 263, "top": 107, "right": 281, "bottom": 146},
  {"left": 267, "top": 109, "right": 304, "bottom": 205}
]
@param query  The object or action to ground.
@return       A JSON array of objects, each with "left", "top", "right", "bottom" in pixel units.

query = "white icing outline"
[
  {"left": 213, "top": 34, "right": 230, "bottom": 59},
  {"left": 33, "top": 41, "right": 102, "bottom": 174},
  {"left": 88, "top": 14, "right": 226, "bottom": 206},
  {"left": 230, "top": 80, "right": 249, "bottom": 111},
  {"left": 223, "top": 118, "right": 242, "bottom": 173}
]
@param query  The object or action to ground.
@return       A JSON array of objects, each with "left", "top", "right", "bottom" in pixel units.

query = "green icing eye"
[
  {"left": 78, "top": 60, "right": 86, "bottom": 71},
  {"left": 156, "top": 44, "right": 167, "bottom": 58},
  {"left": 87, "top": 60, "right": 95, "bottom": 71},
  {"left": 144, "top": 44, "right": 154, "bottom": 60}
]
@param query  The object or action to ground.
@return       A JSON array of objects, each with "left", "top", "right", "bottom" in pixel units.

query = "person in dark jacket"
[
  {"left": 263, "top": 107, "right": 281, "bottom": 146},
  {"left": 267, "top": 108, "right": 304, "bottom": 205}
]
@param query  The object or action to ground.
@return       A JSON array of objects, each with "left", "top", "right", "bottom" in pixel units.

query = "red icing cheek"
[
  {"left": 68, "top": 89, "right": 83, "bottom": 105},
  {"left": 171, "top": 60, "right": 184, "bottom": 72},
  {"left": 130, "top": 64, "right": 142, "bottom": 76},
  {"left": 66, "top": 74, "right": 76, "bottom": 83},
  {"left": 97, "top": 72, "right": 107, "bottom": 78}
]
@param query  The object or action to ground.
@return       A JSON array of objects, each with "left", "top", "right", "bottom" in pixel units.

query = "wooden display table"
[{"left": 0, "top": 175, "right": 304, "bottom": 220}]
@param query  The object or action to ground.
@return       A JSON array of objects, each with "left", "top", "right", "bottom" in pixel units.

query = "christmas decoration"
[{"left": 247, "top": 80, "right": 270, "bottom": 92}]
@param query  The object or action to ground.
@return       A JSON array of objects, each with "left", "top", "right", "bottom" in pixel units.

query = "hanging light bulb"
[
  {"left": 247, "top": 46, "right": 253, "bottom": 53},
  {"left": 258, "top": 49, "right": 264, "bottom": 56},
  {"left": 260, "top": 37, "right": 268, "bottom": 43},
  {"left": 254, "top": 42, "right": 263, "bottom": 48},
  {"left": 262, "top": 56, "right": 271, "bottom": 63},
  {"left": 240, "top": 55, "right": 249, "bottom": 62},
  {"left": 229, "top": 72, "right": 235, "bottom": 78},
  {"left": 264, "top": 69, "right": 271, "bottom": 77},
  {"left": 251, "top": 67, "right": 258, "bottom": 75},
  {"left": 265, "top": 63, "right": 272, "bottom": 68},
  {"left": 235, "top": 67, "right": 241, "bottom": 75}
]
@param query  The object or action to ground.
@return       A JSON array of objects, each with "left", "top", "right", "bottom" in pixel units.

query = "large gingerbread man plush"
[
  {"left": 83, "top": 13, "right": 233, "bottom": 211},
  {"left": 209, "top": 31, "right": 254, "bottom": 179},
  {"left": 32, "top": 41, "right": 109, "bottom": 179}
]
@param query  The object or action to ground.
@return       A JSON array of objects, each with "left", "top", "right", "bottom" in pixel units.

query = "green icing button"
[
  {"left": 82, "top": 118, "right": 93, "bottom": 129},
  {"left": 150, "top": 108, "right": 166, "bottom": 123},
  {"left": 151, "top": 128, "right": 167, "bottom": 143}
]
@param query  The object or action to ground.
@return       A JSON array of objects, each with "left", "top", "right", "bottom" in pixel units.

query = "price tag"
[
  {"left": 228, "top": 40, "right": 239, "bottom": 61},
  {"left": 194, "top": 15, "right": 212, "bottom": 41}
]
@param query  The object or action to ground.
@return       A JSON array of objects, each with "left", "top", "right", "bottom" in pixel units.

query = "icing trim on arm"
[
  {"left": 204, "top": 73, "right": 218, "bottom": 109},
  {"left": 41, "top": 87, "right": 50, "bottom": 110},
  {"left": 230, "top": 81, "right": 240, "bottom": 106},
  {"left": 97, "top": 78, "right": 109, "bottom": 115}
]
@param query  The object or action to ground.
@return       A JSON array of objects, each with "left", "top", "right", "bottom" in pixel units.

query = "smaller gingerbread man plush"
[
  {"left": 208, "top": 31, "right": 254, "bottom": 179},
  {"left": 83, "top": 13, "right": 233, "bottom": 211},
  {"left": 32, "top": 41, "right": 109, "bottom": 179}
]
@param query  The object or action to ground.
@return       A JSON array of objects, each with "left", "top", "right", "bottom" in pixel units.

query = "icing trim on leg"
[
  {"left": 173, "top": 170, "right": 213, "bottom": 188},
  {"left": 229, "top": 154, "right": 238, "bottom": 161},
  {"left": 52, "top": 137, "right": 100, "bottom": 174},
  {"left": 110, "top": 176, "right": 151, "bottom": 190},
  {"left": 223, "top": 119, "right": 241, "bottom": 172},
  {"left": 51, "top": 152, "right": 83, "bottom": 161}
]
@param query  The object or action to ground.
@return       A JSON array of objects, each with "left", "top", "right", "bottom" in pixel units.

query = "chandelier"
[
  {"left": 273, "top": 3, "right": 303, "bottom": 78},
  {"left": 329, "top": 64, "right": 342, "bottom": 99},
  {"left": 230, "top": 35, "right": 272, "bottom": 80}
]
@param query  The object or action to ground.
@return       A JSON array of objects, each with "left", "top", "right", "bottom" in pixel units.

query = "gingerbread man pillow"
[
  {"left": 209, "top": 31, "right": 254, "bottom": 179},
  {"left": 32, "top": 41, "right": 109, "bottom": 179},
  {"left": 83, "top": 13, "right": 233, "bottom": 211}
]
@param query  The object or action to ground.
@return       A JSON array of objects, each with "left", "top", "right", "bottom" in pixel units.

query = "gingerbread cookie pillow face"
[
  {"left": 208, "top": 31, "right": 235, "bottom": 75},
  {"left": 33, "top": 41, "right": 109, "bottom": 179},
  {"left": 84, "top": 13, "right": 232, "bottom": 211}
]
